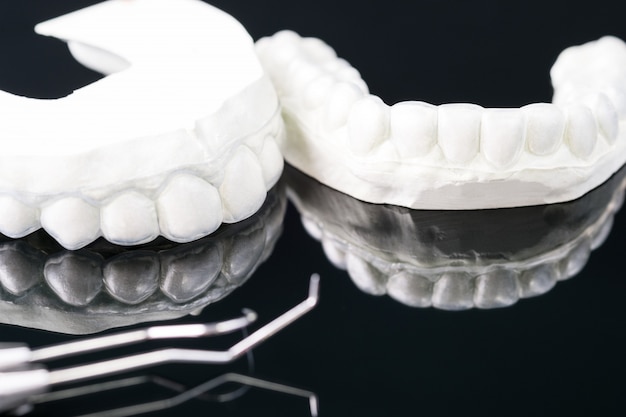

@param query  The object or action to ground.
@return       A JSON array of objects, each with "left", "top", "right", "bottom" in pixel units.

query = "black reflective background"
[{"left": 1, "top": 1, "right": 626, "bottom": 416}]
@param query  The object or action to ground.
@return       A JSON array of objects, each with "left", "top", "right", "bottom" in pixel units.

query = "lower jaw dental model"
[
  {"left": 257, "top": 31, "right": 626, "bottom": 209},
  {"left": 0, "top": 182, "right": 286, "bottom": 334},
  {"left": 0, "top": 0, "right": 284, "bottom": 250},
  {"left": 286, "top": 164, "right": 626, "bottom": 309}
]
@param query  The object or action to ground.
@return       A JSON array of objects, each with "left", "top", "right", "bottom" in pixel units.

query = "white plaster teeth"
[
  {"left": 437, "top": 103, "right": 482, "bottom": 164},
  {"left": 258, "top": 135, "right": 285, "bottom": 188},
  {"left": 0, "top": 197, "right": 39, "bottom": 239},
  {"left": 41, "top": 197, "right": 100, "bottom": 251},
  {"left": 157, "top": 174, "right": 223, "bottom": 243},
  {"left": 348, "top": 95, "right": 390, "bottom": 155},
  {"left": 480, "top": 109, "right": 526, "bottom": 167},
  {"left": 101, "top": 192, "right": 159, "bottom": 246},
  {"left": 389, "top": 101, "right": 438, "bottom": 158},
  {"left": 564, "top": 105, "right": 598, "bottom": 159},
  {"left": 219, "top": 146, "right": 267, "bottom": 223},
  {"left": 522, "top": 103, "right": 564, "bottom": 155},
  {"left": 259, "top": 31, "right": 626, "bottom": 209}
]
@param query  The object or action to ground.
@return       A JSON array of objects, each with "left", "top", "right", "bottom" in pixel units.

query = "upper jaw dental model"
[
  {"left": 256, "top": 31, "right": 626, "bottom": 209},
  {"left": 0, "top": 0, "right": 284, "bottom": 250}
]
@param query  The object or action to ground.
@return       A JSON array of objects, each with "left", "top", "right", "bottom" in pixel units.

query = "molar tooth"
[
  {"left": 160, "top": 243, "right": 223, "bottom": 303},
  {"left": 41, "top": 197, "right": 100, "bottom": 250},
  {"left": 473, "top": 269, "right": 519, "bottom": 308},
  {"left": 157, "top": 174, "right": 223, "bottom": 243},
  {"left": 0, "top": 242, "right": 44, "bottom": 296},
  {"left": 263, "top": 30, "right": 301, "bottom": 73},
  {"left": 584, "top": 93, "right": 619, "bottom": 143},
  {"left": 387, "top": 272, "right": 433, "bottom": 307},
  {"left": 389, "top": 101, "right": 437, "bottom": 158},
  {"left": 480, "top": 109, "right": 526, "bottom": 168},
  {"left": 285, "top": 59, "right": 323, "bottom": 94},
  {"left": 101, "top": 192, "right": 159, "bottom": 245},
  {"left": 518, "top": 264, "right": 557, "bottom": 298},
  {"left": 300, "top": 36, "right": 337, "bottom": 63},
  {"left": 564, "top": 105, "right": 598, "bottom": 159},
  {"left": 348, "top": 95, "right": 390, "bottom": 156},
  {"left": 258, "top": 136, "right": 284, "bottom": 188},
  {"left": 103, "top": 252, "right": 159, "bottom": 304},
  {"left": 345, "top": 252, "right": 387, "bottom": 296},
  {"left": 324, "top": 81, "right": 365, "bottom": 131},
  {"left": 437, "top": 103, "right": 482, "bottom": 164},
  {"left": 432, "top": 272, "right": 474, "bottom": 310},
  {"left": 44, "top": 253, "right": 103, "bottom": 307},
  {"left": 522, "top": 103, "right": 565, "bottom": 155},
  {"left": 0, "top": 196, "right": 39, "bottom": 238},
  {"left": 219, "top": 146, "right": 267, "bottom": 223}
]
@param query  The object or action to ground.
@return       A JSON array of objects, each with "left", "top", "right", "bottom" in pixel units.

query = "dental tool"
[{"left": 0, "top": 274, "right": 320, "bottom": 415}]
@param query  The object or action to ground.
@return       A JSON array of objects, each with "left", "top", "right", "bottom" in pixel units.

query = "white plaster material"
[
  {"left": 257, "top": 32, "right": 626, "bottom": 209},
  {"left": 0, "top": 0, "right": 283, "bottom": 248}
]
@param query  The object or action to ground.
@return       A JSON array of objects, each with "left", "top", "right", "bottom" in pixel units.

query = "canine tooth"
[
  {"left": 44, "top": 253, "right": 103, "bottom": 307},
  {"left": 387, "top": 272, "right": 433, "bottom": 307},
  {"left": 437, "top": 103, "right": 482, "bottom": 164},
  {"left": 348, "top": 95, "right": 390, "bottom": 156},
  {"left": 103, "top": 252, "right": 159, "bottom": 305},
  {"left": 258, "top": 136, "right": 284, "bottom": 188},
  {"left": 222, "top": 225, "right": 265, "bottom": 284},
  {"left": 41, "top": 197, "right": 100, "bottom": 250},
  {"left": 0, "top": 243, "right": 44, "bottom": 296},
  {"left": 160, "top": 243, "right": 223, "bottom": 303},
  {"left": 564, "top": 105, "right": 597, "bottom": 159},
  {"left": 432, "top": 272, "right": 474, "bottom": 310},
  {"left": 480, "top": 109, "right": 526, "bottom": 167},
  {"left": 303, "top": 75, "right": 335, "bottom": 110},
  {"left": 345, "top": 252, "right": 387, "bottom": 295},
  {"left": 0, "top": 196, "right": 39, "bottom": 238},
  {"left": 522, "top": 103, "right": 565, "bottom": 155},
  {"left": 321, "top": 238, "right": 347, "bottom": 269},
  {"left": 219, "top": 146, "right": 267, "bottom": 223},
  {"left": 584, "top": 93, "right": 619, "bottom": 143},
  {"left": 559, "top": 237, "right": 591, "bottom": 280},
  {"left": 324, "top": 82, "right": 365, "bottom": 131},
  {"left": 389, "top": 101, "right": 437, "bottom": 158},
  {"left": 157, "top": 174, "right": 223, "bottom": 243},
  {"left": 101, "top": 192, "right": 159, "bottom": 245},
  {"left": 473, "top": 269, "right": 519, "bottom": 308},
  {"left": 604, "top": 87, "right": 626, "bottom": 119},
  {"left": 518, "top": 264, "right": 557, "bottom": 298}
]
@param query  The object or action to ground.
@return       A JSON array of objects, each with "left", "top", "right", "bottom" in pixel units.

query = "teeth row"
[
  {"left": 0, "top": 133, "right": 284, "bottom": 250},
  {"left": 257, "top": 31, "right": 626, "bottom": 167},
  {"left": 300, "top": 200, "right": 616, "bottom": 309},
  {"left": 0, "top": 185, "right": 286, "bottom": 307}
]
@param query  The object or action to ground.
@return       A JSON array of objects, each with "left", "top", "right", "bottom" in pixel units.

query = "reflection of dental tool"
[
  {"left": 0, "top": 274, "right": 320, "bottom": 415},
  {"left": 287, "top": 158, "right": 625, "bottom": 309}
]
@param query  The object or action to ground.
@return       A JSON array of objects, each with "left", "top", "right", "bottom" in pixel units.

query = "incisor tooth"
[
  {"left": 432, "top": 272, "right": 474, "bottom": 310},
  {"left": 480, "top": 109, "right": 526, "bottom": 167},
  {"left": 348, "top": 95, "right": 390, "bottom": 156},
  {"left": 473, "top": 269, "right": 519, "bottom": 308},
  {"left": 258, "top": 136, "right": 284, "bottom": 188},
  {"left": 523, "top": 103, "right": 565, "bottom": 155},
  {"left": 389, "top": 101, "right": 437, "bottom": 158},
  {"left": 564, "top": 105, "right": 598, "bottom": 158},
  {"left": 0, "top": 196, "right": 39, "bottom": 238},
  {"left": 101, "top": 192, "right": 159, "bottom": 245},
  {"left": 103, "top": 253, "right": 159, "bottom": 304},
  {"left": 345, "top": 252, "right": 387, "bottom": 295},
  {"left": 584, "top": 93, "right": 619, "bottom": 143},
  {"left": 44, "top": 253, "right": 103, "bottom": 307},
  {"left": 387, "top": 272, "right": 433, "bottom": 307},
  {"left": 438, "top": 103, "right": 482, "bottom": 164},
  {"left": 41, "top": 197, "right": 100, "bottom": 250}
]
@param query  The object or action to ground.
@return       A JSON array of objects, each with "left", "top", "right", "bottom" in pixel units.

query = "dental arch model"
[
  {"left": 0, "top": 0, "right": 284, "bottom": 250},
  {"left": 256, "top": 31, "right": 626, "bottom": 209}
]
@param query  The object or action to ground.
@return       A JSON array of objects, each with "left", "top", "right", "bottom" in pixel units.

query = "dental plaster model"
[
  {"left": 0, "top": 0, "right": 283, "bottom": 250},
  {"left": 257, "top": 31, "right": 626, "bottom": 209},
  {"left": 286, "top": 164, "right": 625, "bottom": 309},
  {"left": 0, "top": 182, "right": 286, "bottom": 334}
]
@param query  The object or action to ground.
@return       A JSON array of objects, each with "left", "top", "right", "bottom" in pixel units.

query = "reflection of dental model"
[
  {"left": 0, "top": 182, "right": 286, "bottom": 334},
  {"left": 0, "top": 0, "right": 283, "bottom": 249},
  {"left": 258, "top": 31, "right": 626, "bottom": 209},
  {"left": 286, "top": 165, "right": 626, "bottom": 309}
]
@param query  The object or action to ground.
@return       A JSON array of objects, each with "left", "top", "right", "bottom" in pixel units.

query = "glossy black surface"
[{"left": 2, "top": 1, "right": 626, "bottom": 416}]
